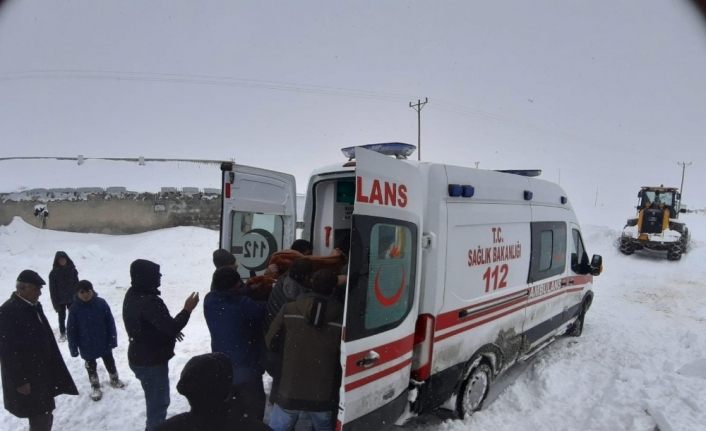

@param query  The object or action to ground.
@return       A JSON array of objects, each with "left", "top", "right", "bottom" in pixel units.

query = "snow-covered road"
[{"left": 1, "top": 213, "right": 705, "bottom": 430}]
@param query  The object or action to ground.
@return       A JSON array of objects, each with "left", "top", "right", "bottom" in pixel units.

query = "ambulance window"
[
  {"left": 538, "top": 231, "right": 553, "bottom": 271},
  {"left": 571, "top": 229, "right": 589, "bottom": 272},
  {"left": 529, "top": 222, "right": 566, "bottom": 282},
  {"left": 345, "top": 215, "right": 418, "bottom": 341},
  {"left": 229, "top": 212, "right": 283, "bottom": 280}
]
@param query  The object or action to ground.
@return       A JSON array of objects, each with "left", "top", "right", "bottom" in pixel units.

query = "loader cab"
[{"left": 637, "top": 188, "right": 679, "bottom": 216}]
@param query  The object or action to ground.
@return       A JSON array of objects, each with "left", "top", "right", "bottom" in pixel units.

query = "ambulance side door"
[
  {"left": 338, "top": 148, "right": 422, "bottom": 430},
  {"left": 566, "top": 223, "right": 592, "bottom": 319},
  {"left": 219, "top": 162, "right": 297, "bottom": 281}
]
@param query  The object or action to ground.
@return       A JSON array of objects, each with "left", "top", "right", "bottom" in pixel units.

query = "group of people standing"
[{"left": 0, "top": 237, "right": 349, "bottom": 431}]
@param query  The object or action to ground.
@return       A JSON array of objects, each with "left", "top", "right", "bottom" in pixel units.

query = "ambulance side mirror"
[{"left": 590, "top": 255, "right": 603, "bottom": 276}]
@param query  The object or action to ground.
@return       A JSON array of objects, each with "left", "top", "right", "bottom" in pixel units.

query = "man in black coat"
[
  {"left": 123, "top": 259, "right": 199, "bottom": 431},
  {"left": 0, "top": 270, "right": 78, "bottom": 431}
]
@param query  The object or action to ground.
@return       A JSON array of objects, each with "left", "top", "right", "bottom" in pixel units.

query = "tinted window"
[
  {"left": 529, "top": 222, "right": 566, "bottom": 282},
  {"left": 346, "top": 215, "right": 417, "bottom": 341},
  {"left": 571, "top": 229, "right": 589, "bottom": 272}
]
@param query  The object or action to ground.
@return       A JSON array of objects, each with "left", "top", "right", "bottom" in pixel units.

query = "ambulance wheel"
[
  {"left": 667, "top": 245, "right": 682, "bottom": 261},
  {"left": 456, "top": 363, "right": 492, "bottom": 418},
  {"left": 567, "top": 309, "right": 585, "bottom": 337},
  {"left": 567, "top": 297, "right": 591, "bottom": 337}
]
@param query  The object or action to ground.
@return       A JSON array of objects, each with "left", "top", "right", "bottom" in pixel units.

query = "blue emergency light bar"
[{"left": 341, "top": 143, "right": 417, "bottom": 160}]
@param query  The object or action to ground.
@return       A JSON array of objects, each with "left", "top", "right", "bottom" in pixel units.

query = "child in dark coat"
[
  {"left": 67, "top": 280, "right": 125, "bottom": 401},
  {"left": 49, "top": 250, "right": 79, "bottom": 341}
]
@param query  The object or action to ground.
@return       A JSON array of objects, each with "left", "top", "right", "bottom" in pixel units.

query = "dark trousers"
[
  {"left": 85, "top": 351, "right": 118, "bottom": 385},
  {"left": 56, "top": 304, "right": 69, "bottom": 335},
  {"left": 28, "top": 412, "right": 53, "bottom": 431},
  {"left": 232, "top": 369, "right": 266, "bottom": 421},
  {"left": 130, "top": 363, "right": 170, "bottom": 431}
]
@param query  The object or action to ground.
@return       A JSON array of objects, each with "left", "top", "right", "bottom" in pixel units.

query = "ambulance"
[{"left": 219, "top": 143, "right": 603, "bottom": 430}]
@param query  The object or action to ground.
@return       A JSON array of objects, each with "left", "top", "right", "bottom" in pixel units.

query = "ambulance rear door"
[
  {"left": 338, "top": 148, "right": 423, "bottom": 430},
  {"left": 219, "top": 162, "right": 297, "bottom": 281}
]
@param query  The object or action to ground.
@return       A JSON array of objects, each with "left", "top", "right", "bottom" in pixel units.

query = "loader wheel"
[
  {"left": 681, "top": 232, "right": 690, "bottom": 253},
  {"left": 619, "top": 238, "right": 634, "bottom": 255},
  {"left": 667, "top": 245, "right": 682, "bottom": 261},
  {"left": 456, "top": 363, "right": 492, "bottom": 418}
]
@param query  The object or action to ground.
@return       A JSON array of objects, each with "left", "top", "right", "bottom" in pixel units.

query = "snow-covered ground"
[{"left": 1, "top": 211, "right": 705, "bottom": 430}]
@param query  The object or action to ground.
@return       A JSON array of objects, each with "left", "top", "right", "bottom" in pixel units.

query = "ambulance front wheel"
[{"left": 456, "top": 363, "right": 492, "bottom": 418}]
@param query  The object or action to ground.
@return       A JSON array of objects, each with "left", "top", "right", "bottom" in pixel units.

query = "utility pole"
[
  {"left": 409, "top": 98, "right": 428, "bottom": 161},
  {"left": 677, "top": 161, "right": 692, "bottom": 198}
]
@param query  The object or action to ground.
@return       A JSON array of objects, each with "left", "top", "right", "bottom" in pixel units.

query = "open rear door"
[
  {"left": 338, "top": 148, "right": 423, "bottom": 430},
  {"left": 219, "top": 162, "right": 297, "bottom": 281}
]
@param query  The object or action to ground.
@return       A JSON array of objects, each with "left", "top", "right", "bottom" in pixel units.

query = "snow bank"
[{"left": 1, "top": 213, "right": 705, "bottom": 430}]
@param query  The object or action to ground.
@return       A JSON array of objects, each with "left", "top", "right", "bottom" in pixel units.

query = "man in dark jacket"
[
  {"left": 0, "top": 270, "right": 78, "bottom": 431},
  {"left": 123, "top": 259, "right": 200, "bottom": 431},
  {"left": 48, "top": 251, "right": 79, "bottom": 341},
  {"left": 204, "top": 266, "right": 266, "bottom": 421},
  {"left": 156, "top": 352, "right": 271, "bottom": 431},
  {"left": 266, "top": 269, "right": 343, "bottom": 431}
]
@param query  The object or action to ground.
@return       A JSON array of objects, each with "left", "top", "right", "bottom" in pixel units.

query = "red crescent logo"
[{"left": 373, "top": 267, "right": 406, "bottom": 307}]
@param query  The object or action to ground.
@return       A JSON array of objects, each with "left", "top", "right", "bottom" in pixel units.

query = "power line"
[{"left": 409, "top": 98, "right": 428, "bottom": 161}]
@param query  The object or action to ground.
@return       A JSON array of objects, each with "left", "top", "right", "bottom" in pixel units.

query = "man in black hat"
[{"left": 0, "top": 270, "right": 78, "bottom": 431}]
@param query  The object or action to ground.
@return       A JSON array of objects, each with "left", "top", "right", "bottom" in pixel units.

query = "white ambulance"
[{"left": 219, "top": 143, "right": 603, "bottom": 430}]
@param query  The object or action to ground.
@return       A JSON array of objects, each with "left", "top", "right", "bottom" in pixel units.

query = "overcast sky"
[{"left": 1, "top": 0, "right": 705, "bottom": 219}]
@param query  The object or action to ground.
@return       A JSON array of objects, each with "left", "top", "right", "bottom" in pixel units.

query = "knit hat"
[
  {"left": 212, "top": 249, "right": 236, "bottom": 268},
  {"left": 176, "top": 353, "right": 233, "bottom": 410},
  {"left": 16, "top": 270, "right": 45, "bottom": 287},
  {"left": 77, "top": 280, "right": 94, "bottom": 292},
  {"left": 211, "top": 266, "right": 242, "bottom": 291}
]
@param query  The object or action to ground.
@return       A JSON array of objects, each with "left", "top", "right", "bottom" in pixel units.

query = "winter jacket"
[
  {"left": 204, "top": 290, "right": 266, "bottom": 379},
  {"left": 122, "top": 259, "right": 191, "bottom": 366},
  {"left": 49, "top": 251, "right": 79, "bottom": 309},
  {"left": 67, "top": 293, "right": 118, "bottom": 361},
  {"left": 266, "top": 293, "right": 343, "bottom": 411},
  {"left": 0, "top": 294, "right": 78, "bottom": 418},
  {"left": 156, "top": 352, "right": 272, "bottom": 431},
  {"left": 264, "top": 275, "right": 309, "bottom": 331}
]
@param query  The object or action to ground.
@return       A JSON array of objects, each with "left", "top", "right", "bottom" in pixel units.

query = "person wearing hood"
[
  {"left": 204, "top": 266, "right": 267, "bottom": 421},
  {"left": 49, "top": 251, "right": 79, "bottom": 342},
  {"left": 122, "top": 259, "right": 200, "bottom": 431},
  {"left": 156, "top": 352, "right": 271, "bottom": 431},
  {"left": 67, "top": 280, "right": 125, "bottom": 401},
  {"left": 266, "top": 269, "right": 343, "bottom": 431},
  {"left": 0, "top": 270, "right": 78, "bottom": 431}
]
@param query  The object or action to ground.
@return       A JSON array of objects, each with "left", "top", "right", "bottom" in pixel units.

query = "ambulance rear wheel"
[{"left": 456, "top": 363, "right": 492, "bottom": 418}]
